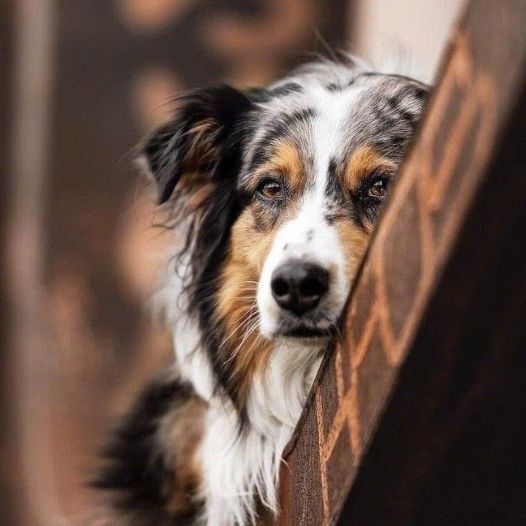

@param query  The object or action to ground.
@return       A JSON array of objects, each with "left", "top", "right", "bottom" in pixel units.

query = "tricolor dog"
[{"left": 94, "top": 58, "right": 429, "bottom": 525}]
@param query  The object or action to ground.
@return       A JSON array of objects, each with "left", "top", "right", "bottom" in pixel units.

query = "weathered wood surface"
[{"left": 277, "top": 1, "right": 526, "bottom": 524}]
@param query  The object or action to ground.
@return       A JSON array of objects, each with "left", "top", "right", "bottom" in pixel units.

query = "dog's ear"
[{"left": 141, "top": 85, "right": 253, "bottom": 204}]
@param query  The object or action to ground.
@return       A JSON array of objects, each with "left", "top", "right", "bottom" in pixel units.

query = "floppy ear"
[{"left": 142, "top": 85, "right": 253, "bottom": 204}]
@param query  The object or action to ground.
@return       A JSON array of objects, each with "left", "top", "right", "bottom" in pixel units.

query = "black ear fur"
[{"left": 142, "top": 85, "right": 253, "bottom": 204}]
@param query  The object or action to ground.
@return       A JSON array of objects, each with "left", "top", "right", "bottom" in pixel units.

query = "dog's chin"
[
  {"left": 257, "top": 302, "right": 341, "bottom": 343},
  {"left": 281, "top": 325, "right": 336, "bottom": 338},
  {"left": 265, "top": 318, "right": 338, "bottom": 345}
]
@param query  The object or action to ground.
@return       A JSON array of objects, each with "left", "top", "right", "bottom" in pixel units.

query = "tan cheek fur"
[
  {"left": 335, "top": 218, "right": 370, "bottom": 283},
  {"left": 215, "top": 210, "right": 277, "bottom": 401},
  {"left": 213, "top": 141, "right": 308, "bottom": 401}
]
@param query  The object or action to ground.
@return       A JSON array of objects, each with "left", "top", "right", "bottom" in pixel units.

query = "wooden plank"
[{"left": 276, "top": 1, "right": 526, "bottom": 524}]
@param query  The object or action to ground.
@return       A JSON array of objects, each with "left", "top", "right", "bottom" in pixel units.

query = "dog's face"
[{"left": 143, "top": 62, "right": 428, "bottom": 405}]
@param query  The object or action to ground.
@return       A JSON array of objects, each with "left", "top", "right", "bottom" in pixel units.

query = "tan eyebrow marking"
[
  {"left": 253, "top": 140, "right": 306, "bottom": 194},
  {"left": 344, "top": 146, "right": 396, "bottom": 189}
]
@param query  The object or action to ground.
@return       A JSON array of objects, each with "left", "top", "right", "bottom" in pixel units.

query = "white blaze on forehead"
[
  {"left": 257, "top": 86, "right": 364, "bottom": 337},
  {"left": 310, "top": 84, "right": 365, "bottom": 196}
]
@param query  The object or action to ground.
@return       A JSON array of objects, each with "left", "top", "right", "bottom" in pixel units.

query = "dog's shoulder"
[{"left": 92, "top": 369, "right": 207, "bottom": 525}]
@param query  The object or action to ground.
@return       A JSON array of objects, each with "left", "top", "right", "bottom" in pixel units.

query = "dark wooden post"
[{"left": 277, "top": 1, "right": 526, "bottom": 524}]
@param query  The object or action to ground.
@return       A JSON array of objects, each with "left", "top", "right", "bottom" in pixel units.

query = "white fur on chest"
[{"left": 199, "top": 344, "right": 322, "bottom": 526}]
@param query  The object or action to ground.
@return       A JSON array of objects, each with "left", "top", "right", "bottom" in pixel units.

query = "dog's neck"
[{"left": 199, "top": 346, "right": 322, "bottom": 525}]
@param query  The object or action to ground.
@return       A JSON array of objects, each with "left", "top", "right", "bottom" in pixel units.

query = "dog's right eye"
[{"left": 256, "top": 179, "right": 283, "bottom": 200}]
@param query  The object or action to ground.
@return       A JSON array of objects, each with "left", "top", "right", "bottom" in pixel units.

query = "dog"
[{"left": 93, "top": 58, "right": 429, "bottom": 525}]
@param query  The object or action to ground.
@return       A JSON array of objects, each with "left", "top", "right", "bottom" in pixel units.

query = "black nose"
[{"left": 271, "top": 260, "right": 329, "bottom": 316}]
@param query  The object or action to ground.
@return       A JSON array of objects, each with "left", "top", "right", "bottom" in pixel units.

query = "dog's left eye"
[
  {"left": 366, "top": 175, "right": 390, "bottom": 199},
  {"left": 256, "top": 179, "right": 283, "bottom": 200}
]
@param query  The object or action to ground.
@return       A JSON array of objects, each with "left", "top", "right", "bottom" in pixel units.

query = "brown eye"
[
  {"left": 367, "top": 176, "right": 389, "bottom": 198},
  {"left": 257, "top": 179, "right": 283, "bottom": 200}
]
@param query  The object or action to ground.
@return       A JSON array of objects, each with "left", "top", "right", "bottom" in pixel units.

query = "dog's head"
[{"left": 143, "top": 61, "right": 429, "bottom": 406}]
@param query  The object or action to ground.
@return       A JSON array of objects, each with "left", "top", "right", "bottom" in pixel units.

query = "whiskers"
[
  {"left": 224, "top": 315, "right": 262, "bottom": 367},
  {"left": 221, "top": 294, "right": 261, "bottom": 366},
  {"left": 208, "top": 278, "right": 269, "bottom": 375},
  {"left": 218, "top": 297, "right": 259, "bottom": 356}
]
